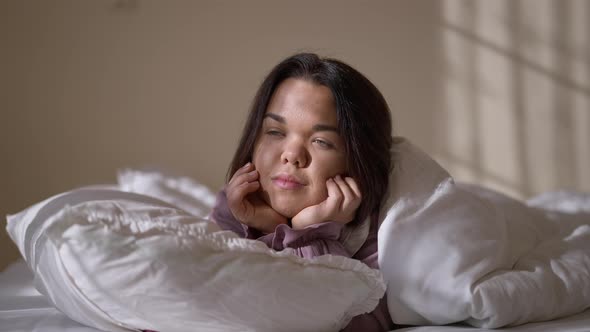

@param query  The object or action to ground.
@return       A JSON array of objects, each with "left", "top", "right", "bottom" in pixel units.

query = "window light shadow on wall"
[{"left": 435, "top": 0, "right": 589, "bottom": 199}]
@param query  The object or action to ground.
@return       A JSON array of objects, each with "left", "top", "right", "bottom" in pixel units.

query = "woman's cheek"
[
  {"left": 252, "top": 144, "right": 269, "bottom": 172},
  {"left": 252, "top": 150, "right": 273, "bottom": 194},
  {"left": 314, "top": 177, "right": 330, "bottom": 201}
]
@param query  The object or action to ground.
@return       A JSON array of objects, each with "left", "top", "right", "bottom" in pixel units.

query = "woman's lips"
[{"left": 271, "top": 175, "right": 304, "bottom": 190}]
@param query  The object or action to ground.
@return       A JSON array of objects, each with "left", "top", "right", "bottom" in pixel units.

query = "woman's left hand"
[{"left": 291, "top": 175, "right": 362, "bottom": 230}]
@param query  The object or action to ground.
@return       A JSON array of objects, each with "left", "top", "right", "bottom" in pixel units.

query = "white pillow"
[
  {"left": 117, "top": 168, "right": 217, "bottom": 218},
  {"left": 6, "top": 188, "right": 385, "bottom": 332},
  {"left": 527, "top": 190, "right": 590, "bottom": 214}
]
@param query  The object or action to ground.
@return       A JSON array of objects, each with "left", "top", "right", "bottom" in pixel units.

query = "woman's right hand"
[{"left": 226, "top": 162, "right": 288, "bottom": 233}]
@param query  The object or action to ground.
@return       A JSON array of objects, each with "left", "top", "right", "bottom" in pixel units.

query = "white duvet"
[{"left": 378, "top": 138, "right": 590, "bottom": 328}]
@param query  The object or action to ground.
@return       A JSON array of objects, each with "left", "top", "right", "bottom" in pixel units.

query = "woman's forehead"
[{"left": 266, "top": 78, "right": 337, "bottom": 124}]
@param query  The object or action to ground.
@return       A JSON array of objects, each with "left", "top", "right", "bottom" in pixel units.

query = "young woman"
[{"left": 210, "top": 52, "right": 395, "bottom": 331}]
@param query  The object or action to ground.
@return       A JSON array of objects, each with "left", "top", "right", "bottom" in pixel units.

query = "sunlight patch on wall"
[
  {"left": 439, "top": 0, "right": 589, "bottom": 198},
  {"left": 569, "top": 0, "right": 590, "bottom": 191}
]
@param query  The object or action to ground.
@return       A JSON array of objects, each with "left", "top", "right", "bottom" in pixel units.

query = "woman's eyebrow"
[
  {"left": 311, "top": 124, "right": 339, "bottom": 133},
  {"left": 264, "top": 112, "right": 285, "bottom": 123},
  {"left": 263, "top": 113, "right": 339, "bottom": 133}
]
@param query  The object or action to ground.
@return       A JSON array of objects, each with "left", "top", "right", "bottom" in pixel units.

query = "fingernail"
[{"left": 243, "top": 162, "right": 251, "bottom": 168}]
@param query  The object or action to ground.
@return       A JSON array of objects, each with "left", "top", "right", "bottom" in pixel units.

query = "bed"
[
  {"left": 1, "top": 260, "right": 590, "bottom": 332},
  {"left": 2, "top": 138, "right": 589, "bottom": 332}
]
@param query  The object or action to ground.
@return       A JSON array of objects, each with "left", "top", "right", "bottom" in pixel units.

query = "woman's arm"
[
  {"left": 258, "top": 222, "right": 352, "bottom": 258},
  {"left": 211, "top": 189, "right": 352, "bottom": 258}
]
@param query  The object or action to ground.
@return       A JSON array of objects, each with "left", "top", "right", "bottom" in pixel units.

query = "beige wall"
[{"left": 1, "top": 0, "right": 588, "bottom": 271}]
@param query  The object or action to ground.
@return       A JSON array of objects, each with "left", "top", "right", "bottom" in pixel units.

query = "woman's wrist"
[{"left": 291, "top": 213, "right": 323, "bottom": 230}]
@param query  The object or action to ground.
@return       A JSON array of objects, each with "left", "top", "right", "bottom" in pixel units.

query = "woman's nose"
[{"left": 281, "top": 140, "right": 308, "bottom": 167}]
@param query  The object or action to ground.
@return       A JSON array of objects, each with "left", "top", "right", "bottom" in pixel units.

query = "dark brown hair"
[{"left": 227, "top": 53, "right": 393, "bottom": 223}]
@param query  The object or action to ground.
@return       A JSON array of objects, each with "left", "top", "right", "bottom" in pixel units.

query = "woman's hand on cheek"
[
  {"left": 227, "top": 163, "right": 288, "bottom": 233},
  {"left": 291, "top": 175, "right": 362, "bottom": 230}
]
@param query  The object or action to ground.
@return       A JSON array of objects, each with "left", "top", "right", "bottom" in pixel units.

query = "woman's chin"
[
  {"left": 269, "top": 200, "right": 311, "bottom": 219},
  {"left": 268, "top": 196, "right": 325, "bottom": 220},
  {"left": 272, "top": 206, "right": 300, "bottom": 219}
]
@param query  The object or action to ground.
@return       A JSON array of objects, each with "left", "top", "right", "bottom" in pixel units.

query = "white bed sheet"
[
  {"left": 396, "top": 312, "right": 590, "bottom": 332},
  {"left": 1, "top": 260, "right": 589, "bottom": 332},
  {"left": 0, "top": 260, "right": 103, "bottom": 332}
]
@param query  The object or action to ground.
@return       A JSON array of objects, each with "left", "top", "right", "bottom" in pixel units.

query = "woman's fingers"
[
  {"left": 228, "top": 163, "right": 258, "bottom": 194},
  {"left": 226, "top": 163, "right": 260, "bottom": 221},
  {"left": 344, "top": 176, "right": 362, "bottom": 199},
  {"left": 325, "top": 178, "right": 343, "bottom": 213},
  {"left": 227, "top": 180, "right": 259, "bottom": 223},
  {"left": 334, "top": 175, "right": 354, "bottom": 209},
  {"left": 231, "top": 162, "right": 252, "bottom": 178},
  {"left": 327, "top": 176, "right": 362, "bottom": 223},
  {"left": 228, "top": 163, "right": 255, "bottom": 186},
  {"left": 232, "top": 180, "right": 260, "bottom": 201},
  {"left": 335, "top": 176, "right": 361, "bottom": 206}
]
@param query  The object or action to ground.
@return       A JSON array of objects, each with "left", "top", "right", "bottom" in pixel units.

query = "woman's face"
[{"left": 252, "top": 78, "right": 347, "bottom": 218}]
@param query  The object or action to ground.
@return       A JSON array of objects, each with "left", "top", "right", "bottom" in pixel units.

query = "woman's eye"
[
  {"left": 266, "top": 129, "right": 284, "bottom": 137},
  {"left": 313, "top": 139, "right": 334, "bottom": 149}
]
